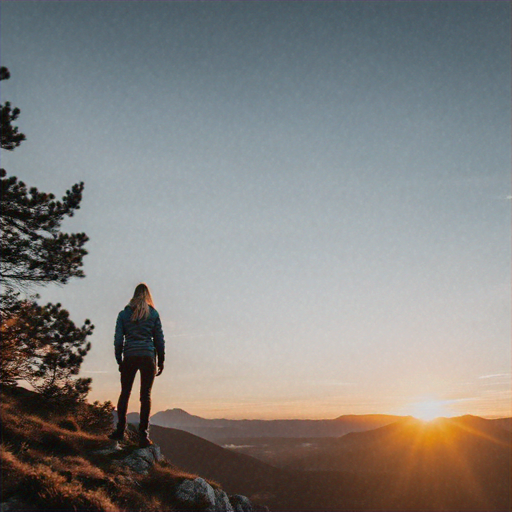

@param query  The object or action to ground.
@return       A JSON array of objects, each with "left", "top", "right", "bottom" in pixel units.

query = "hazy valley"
[{"left": 128, "top": 408, "right": 512, "bottom": 511}]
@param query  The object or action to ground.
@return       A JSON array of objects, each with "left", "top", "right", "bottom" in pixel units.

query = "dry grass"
[
  {"left": 1, "top": 401, "right": 107, "bottom": 456},
  {"left": 0, "top": 388, "right": 205, "bottom": 512},
  {"left": 1, "top": 445, "right": 118, "bottom": 511}
]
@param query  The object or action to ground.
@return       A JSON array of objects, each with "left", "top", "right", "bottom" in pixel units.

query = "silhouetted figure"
[{"left": 109, "top": 283, "right": 165, "bottom": 447}]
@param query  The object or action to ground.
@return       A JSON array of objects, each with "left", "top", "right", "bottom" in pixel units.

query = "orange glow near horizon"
[{"left": 405, "top": 399, "right": 454, "bottom": 422}]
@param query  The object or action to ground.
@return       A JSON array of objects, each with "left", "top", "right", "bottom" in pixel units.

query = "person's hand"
[
  {"left": 156, "top": 362, "right": 164, "bottom": 376},
  {"left": 118, "top": 361, "right": 123, "bottom": 373}
]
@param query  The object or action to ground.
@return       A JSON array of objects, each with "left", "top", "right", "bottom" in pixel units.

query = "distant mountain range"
[
  {"left": 135, "top": 408, "right": 406, "bottom": 440},
  {"left": 127, "top": 407, "right": 511, "bottom": 442}
]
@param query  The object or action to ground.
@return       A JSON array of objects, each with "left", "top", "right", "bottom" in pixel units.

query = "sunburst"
[{"left": 408, "top": 398, "right": 451, "bottom": 422}]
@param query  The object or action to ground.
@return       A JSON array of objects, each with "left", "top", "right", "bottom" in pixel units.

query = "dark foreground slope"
[
  {"left": 0, "top": 387, "right": 262, "bottom": 511},
  {"left": 150, "top": 425, "right": 282, "bottom": 498}
]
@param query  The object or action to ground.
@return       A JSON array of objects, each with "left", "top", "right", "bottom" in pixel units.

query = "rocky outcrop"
[
  {"left": 172, "top": 476, "right": 266, "bottom": 512},
  {"left": 114, "top": 445, "right": 163, "bottom": 474},
  {"left": 230, "top": 494, "right": 254, "bottom": 512},
  {"left": 174, "top": 477, "right": 218, "bottom": 510},
  {"left": 92, "top": 443, "right": 163, "bottom": 475},
  {"left": 214, "top": 489, "right": 234, "bottom": 512},
  {"left": 107, "top": 444, "right": 266, "bottom": 511}
]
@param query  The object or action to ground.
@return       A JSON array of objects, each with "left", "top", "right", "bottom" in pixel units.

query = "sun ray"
[
  {"left": 434, "top": 419, "right": 492, "bottom": 510},
  {"left": 378, "top": 416, "right": 508, "bottom": 510}
]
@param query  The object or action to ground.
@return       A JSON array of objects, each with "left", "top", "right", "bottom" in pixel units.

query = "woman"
[{"left": 109, "top": 283, "right": 165, "bottom": 447}]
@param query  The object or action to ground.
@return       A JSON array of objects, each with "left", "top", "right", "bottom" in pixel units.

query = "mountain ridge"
[
  {"left": 135, "top": 408, "right": 512, "bottom": 442},
  {"left": 146, "top": 410, "right": 409, "bottom": 440}
]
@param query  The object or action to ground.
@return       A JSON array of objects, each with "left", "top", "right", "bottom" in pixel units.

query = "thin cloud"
[{"left": 478, "top": 373, "right": 511, "bottom": 379}]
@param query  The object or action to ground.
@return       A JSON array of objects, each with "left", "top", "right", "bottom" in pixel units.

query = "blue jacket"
[{"left": 114, "top": 305, "right": 165, "bottom": 364}]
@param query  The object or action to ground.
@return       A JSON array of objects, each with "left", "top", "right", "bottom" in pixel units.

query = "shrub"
[
  {"left": 58, "top": 418, "right": 80, "bottom": 432},
  {"left": 76, "top": 400, "right": 115, "bottom": 434}
]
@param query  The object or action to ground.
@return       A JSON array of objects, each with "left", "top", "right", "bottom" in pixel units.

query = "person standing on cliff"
[{"left": 109, "top": 283, "right": 165, "bottom": 448}]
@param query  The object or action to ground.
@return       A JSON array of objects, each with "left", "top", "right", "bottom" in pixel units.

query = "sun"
[{"left": 408, "top": 399, "right": 451, "bottom": 422}]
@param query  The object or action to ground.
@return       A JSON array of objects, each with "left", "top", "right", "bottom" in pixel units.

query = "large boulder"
[
  {"left": 174, "top": 477, "right": 217, "bottom": 510},
  {"left": 230, "top": 494, "right": 253, "bottom": 512},
  {"left": 214, "top": 488, "right": 234, "bottom": 512}
]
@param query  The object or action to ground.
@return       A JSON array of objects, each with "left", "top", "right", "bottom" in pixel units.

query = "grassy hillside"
[{"left": 0, "top": 387, "right": 221, "bottom": 511}]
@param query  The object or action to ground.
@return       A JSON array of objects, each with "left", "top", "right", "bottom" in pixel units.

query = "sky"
[{"left": 1, "top": 1, "right": 510, "bottom": 420}]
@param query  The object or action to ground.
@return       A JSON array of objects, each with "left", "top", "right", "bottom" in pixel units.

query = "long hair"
[{"left": 128, "top": 283, "right": 155, "bottom": 321}]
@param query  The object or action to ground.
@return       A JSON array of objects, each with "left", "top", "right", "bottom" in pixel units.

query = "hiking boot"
[
  {"left": 108, "top": 429, "right": 124, "bottom": 441},
  {"left": 139, "top": 436, "right": 153, "bottom": 448}
]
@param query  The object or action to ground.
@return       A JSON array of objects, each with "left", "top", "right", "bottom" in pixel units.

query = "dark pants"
[{"left": 116, "top": 356, "right": 156, "bottom": 437}]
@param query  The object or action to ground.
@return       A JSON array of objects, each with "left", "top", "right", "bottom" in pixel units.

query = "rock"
[
  {"left": 174, "top": 477, "right": 217, "bottom": 510},
  {"left": 90, "top": 443, "right": 265, "bottom": 512},
  {"left": 230, "top": 494, "right": 253, "bottom": 512},
  {"left": 114, "top": 444, "right": 163, "bottom": 474},
  {"left": 173, "top": 479, "right": 258, "bottom": 512},
  {"left": 214, "top": 488, "right": 234, "bottom": 512},
  {"left": 1, "top": 497, "right": 35, "bottom": 512}
]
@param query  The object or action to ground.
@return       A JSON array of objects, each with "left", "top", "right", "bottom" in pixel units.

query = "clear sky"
[{"left": 1, "top": 1, "right": 510, "bottom": 420}]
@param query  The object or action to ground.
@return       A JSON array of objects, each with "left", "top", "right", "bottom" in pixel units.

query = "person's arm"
[
  {"left": 114, "top": 311, "right": 124, "bottom": 366},
  {"left": 153, "top": 313, "right": 165, "bottom": 375}
]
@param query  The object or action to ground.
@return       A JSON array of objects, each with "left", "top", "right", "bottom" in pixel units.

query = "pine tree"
[
  {"left": 1, "top": 169, "right": 88, "bottom": 292},
  {"left": 0, "top": 67, "right": 93, "bottom": 401},
  {"left": 1, "top": 67, "right": 88, "bottom": 293},
  {"left": 0, "top": 67, "right": 26, "bottom": 151},
  {"left": 1, "top": 300, "right": 93, "bottom": 402}
]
